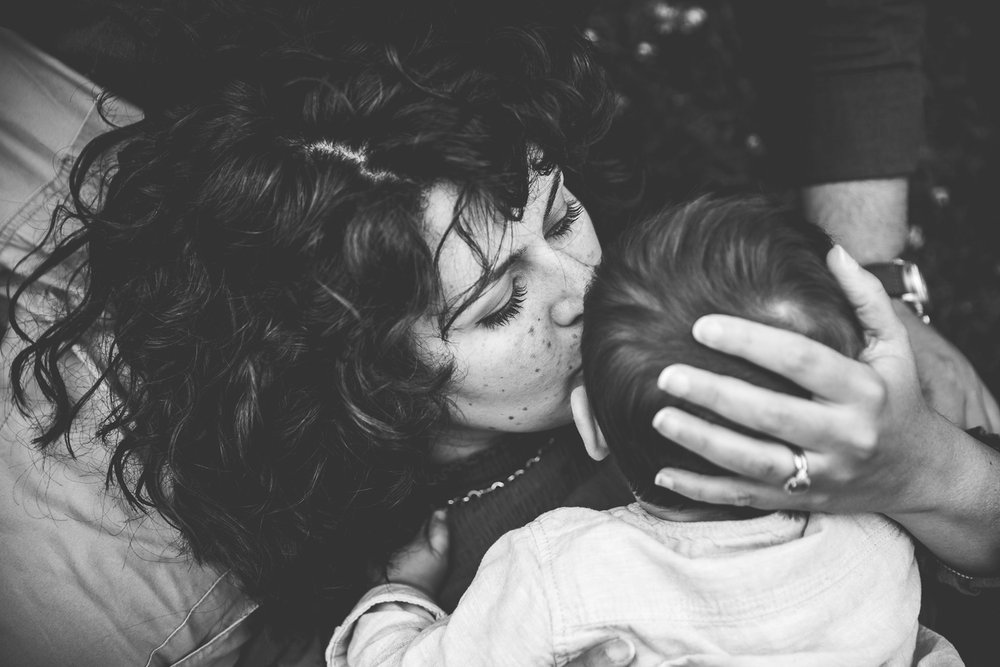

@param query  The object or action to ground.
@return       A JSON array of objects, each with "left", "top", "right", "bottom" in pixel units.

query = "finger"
[
  {"left": 826, "top": 245, "right": 908, "bottom": 349},
  {"left": 653, "top": 468, "right": 813, "bottom": 512},
  {"left": 652, "top": 407, "right": 817, "bottom": 485},
  {"left": 428, "top": 509, "right": 449, "bottom": 556},
  {"left": 565, "top": 638, "right": 636, "bottom": 666},
  {"left": 656, "top": 365, "right": 851, "bottom": 452},
  {"left": 689, "top": 316, "right": 877, "bottom": 405}
]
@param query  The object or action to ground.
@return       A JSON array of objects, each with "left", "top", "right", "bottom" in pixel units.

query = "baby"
[{"left": 327, "top": 197, "right": 962, "bottom": 666}]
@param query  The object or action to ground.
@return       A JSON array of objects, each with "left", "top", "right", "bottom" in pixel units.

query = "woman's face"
[{"left": 417, "top": 169, "right": 601, "bottom": 455}]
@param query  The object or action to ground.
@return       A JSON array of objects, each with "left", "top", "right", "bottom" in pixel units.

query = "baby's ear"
[{"left": 571, "top": 386, "right": 610, "bottom": 461}]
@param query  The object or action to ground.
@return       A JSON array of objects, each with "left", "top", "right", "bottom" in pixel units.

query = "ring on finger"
[{"left": 782, "top": 445, "right": 811, "bottom": 494}]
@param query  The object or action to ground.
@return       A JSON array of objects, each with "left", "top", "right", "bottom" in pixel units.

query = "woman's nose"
[
  {"left": 551, "top": 292, "right": 584, "bottom": 328},
  {"left": 550, "top": 260, "right": 592, "bottom": 328}
]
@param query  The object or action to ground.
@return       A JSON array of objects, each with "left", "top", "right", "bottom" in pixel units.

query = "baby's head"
[{"left": 579, "top": 196, "right": 864, "bottom": 510}]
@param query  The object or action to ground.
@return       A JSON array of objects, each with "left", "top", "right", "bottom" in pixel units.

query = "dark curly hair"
[
  {"left": 8, "top": 15, "right": 616, "bottom": 630},
  {"left": 582, "top": 196, "right": 864, "bottom": 509}
]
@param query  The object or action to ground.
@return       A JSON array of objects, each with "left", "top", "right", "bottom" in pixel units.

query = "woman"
[
  {"left": 1, "top": 10, "right": 998, "bottom": 667},
  {"left": 0, "top": 20, "right": 639, "bottom": 665}
]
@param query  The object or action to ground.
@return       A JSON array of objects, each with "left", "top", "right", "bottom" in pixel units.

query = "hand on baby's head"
[
  {"left": 579, "top": 197, "right": 867, "bottom": 511},
  {"left": 385, "top": 509, "right": 450, "bottom": 598}
]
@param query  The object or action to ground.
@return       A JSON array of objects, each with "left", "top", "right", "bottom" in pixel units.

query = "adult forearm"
[
  {"left": 889, "top": 418, "right": 1000, "bottom": 575},
  {"left": 801, "top": 178, "right": 909, "bottom": 264}
]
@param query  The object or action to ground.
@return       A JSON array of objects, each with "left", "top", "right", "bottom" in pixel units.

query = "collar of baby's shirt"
[{"left": 609, "top": 502, "right": 810, "bottom": 556}]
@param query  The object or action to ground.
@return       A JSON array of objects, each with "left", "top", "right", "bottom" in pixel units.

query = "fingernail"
[
  {"left": 433, "top": 509, "right": 447, "bottom": 521},
  {"left": 833, "top": 244, "right": 859, "bottom": 269},
  {"left": 654, "top": 471, "right": 675, "bottom": 489},
  {"left": 603, "top": 638, "right": 635, "bottom": 664},
  {"left": 692, "top": 316, "right": 722, "bottom": 345},
  {"left": 652, "top": 409, "right": 678, "bottom": 436},
  {"left": 657, "top": 367, "right": 689, "bottom": 396}
]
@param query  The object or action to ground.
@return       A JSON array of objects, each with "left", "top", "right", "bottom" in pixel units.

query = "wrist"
[
  {"left": 890, "top": 296, "right": 931, "bottom": 327},
  {"left": 889, "top": 420, "right": 1000, "bottom": 573},
  {"left": 888, "top": 411, "right": 964, "bottom": 516},
  {"left": 839, "top": 238, "right": 909, "bottom": 267},
  {"left": 801, "top": 178, "right": 909, "bottom": 264}
]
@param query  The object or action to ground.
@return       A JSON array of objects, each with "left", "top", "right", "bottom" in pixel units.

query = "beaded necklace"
[{"left": 444, "top": 436, "right": 554, "bottom": 506}]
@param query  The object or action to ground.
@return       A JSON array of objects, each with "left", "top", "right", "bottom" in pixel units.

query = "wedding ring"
[{"left": 782, "top": 446, "right": 811, "bottom": 494}]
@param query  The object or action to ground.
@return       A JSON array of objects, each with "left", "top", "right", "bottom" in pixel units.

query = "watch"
[{"left": 863, "top": 259, "right": 931, "bottom": 323}]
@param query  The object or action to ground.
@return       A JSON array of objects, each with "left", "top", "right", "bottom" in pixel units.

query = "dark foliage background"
[
  {"left": 583, "top": 0, "right": 1000, "bottom": 397},
  {"left": 5, "top": 0, "right": 1000, "bottom": 395}
]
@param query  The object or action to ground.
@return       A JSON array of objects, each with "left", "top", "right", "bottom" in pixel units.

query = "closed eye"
[
  {"left": 545, "top": 199, "right": 584, "bottom": 240},
  {"left": 478, "top": 279, "right": 527, "bottom": 329}
]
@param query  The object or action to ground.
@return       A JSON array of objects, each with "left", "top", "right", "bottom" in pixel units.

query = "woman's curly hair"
[{"left": 8, "top": 11, "right": 617, "bottom": 631}]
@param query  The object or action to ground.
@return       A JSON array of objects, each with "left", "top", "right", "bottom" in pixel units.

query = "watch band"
[
  {"left": 863, "top": 261, "right": 909, "bottom": 298},
  {"left": 863, "top": 259, "right": 931, "bottom": 323}
]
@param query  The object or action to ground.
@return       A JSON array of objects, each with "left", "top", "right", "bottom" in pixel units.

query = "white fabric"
[{"left": 329, "top": 507, "right": 964, "bottom": 666}]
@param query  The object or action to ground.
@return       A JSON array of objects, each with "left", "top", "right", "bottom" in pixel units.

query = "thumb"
[
  {"left": 827, "top": 245, "right": 907, "bottom": 350},
  {"left": 428, "top": 508, "right": 449, "bottom": 557}
]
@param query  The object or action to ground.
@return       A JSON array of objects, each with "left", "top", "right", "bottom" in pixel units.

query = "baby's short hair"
[{"left": 581, "top": 196, "right": 864, "bottom": 508}]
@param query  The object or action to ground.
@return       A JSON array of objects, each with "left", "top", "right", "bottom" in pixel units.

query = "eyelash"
[
  {"left": 545, "top": 199, "right": 584, "bottom": 240},
  {"left": 479, "top": 279, "right": 527, "bottom": 330}
]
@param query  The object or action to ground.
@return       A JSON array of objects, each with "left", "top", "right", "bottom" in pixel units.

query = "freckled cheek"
[
  {"left": 459, "top": 323, "right": 578, "bottom": 411},
  {"left": 534, "top": 332, "right": 580, "bottom": 383},
  {"left": 497, "top": 331, "right": 564, "bottom": 393}
]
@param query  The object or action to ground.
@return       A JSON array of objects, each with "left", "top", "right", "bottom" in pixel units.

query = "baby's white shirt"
[{"left": 328, "top": 507, "right": 962, "bottom": 666}]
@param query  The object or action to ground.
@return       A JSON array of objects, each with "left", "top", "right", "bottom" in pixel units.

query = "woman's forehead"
[{"left": 422, "top": 174, "right": 556, "bottom": 297}]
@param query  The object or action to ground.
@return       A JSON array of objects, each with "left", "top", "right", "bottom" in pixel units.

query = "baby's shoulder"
[
  {"left": 528, "top": 505, "right": 618, "bottom": 532},
  {"left": 810, "top": 511, "right": 907, "bottom": 539},
  {"left": 518, "top": 505, "right": 634, "bottom": 555},
  {"left": 808, "top": 512, "right": 915, "bottom": 560}
]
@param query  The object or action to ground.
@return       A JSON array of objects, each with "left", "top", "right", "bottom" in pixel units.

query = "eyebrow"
[
  {"left": 483, "top": 247, "right": 527, "bottom": 287},
  {"left": 479, "top": 170, "right": 561, "bottom": 288}
]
